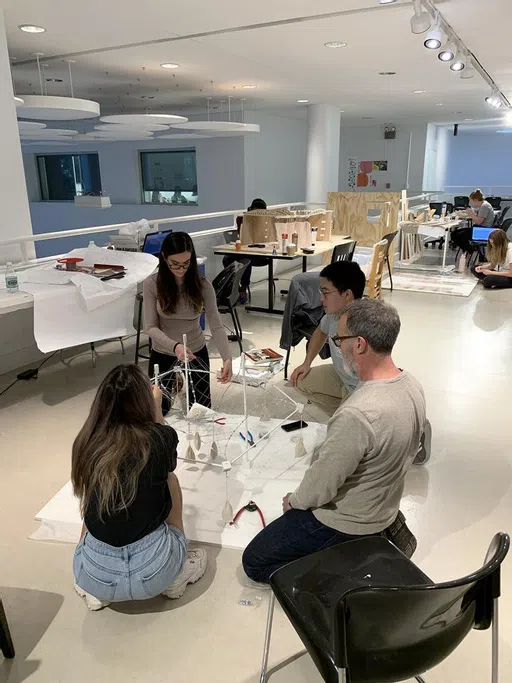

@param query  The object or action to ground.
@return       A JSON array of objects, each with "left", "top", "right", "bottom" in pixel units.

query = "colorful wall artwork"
[
  {"left": 356, "top": 160, "right": 389, "bottom": 188},
  {"left": 348, "top": 158, "right": 357, "bottom": 190}
]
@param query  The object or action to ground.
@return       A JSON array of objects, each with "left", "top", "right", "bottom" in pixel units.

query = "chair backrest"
[
  {"left": 502, "top": 217, "right": 512, "bottom": 240},
  {"left": 223, "top": 229, "right": 238, "bottom": 244},
  {"left": 365, "top": 239, "right": 388, "bottom": 299},
  {"left": 487, "top": 196, "right": 502, "bottom": 210},
  {"left": 382, "top": 230, "right": 398, "bottom": 257},
  {"left": 454, "top": 195, "right": 469, "bottom": 209},
  {"left": 212, "top": 260, "right": 250, "bottom": 308},
  {"left": 331, "top": 240, "right": 356, "bottom": 263},
  {"left": 334, "top": 533, "right": 509, "bottom": 683},
  {"left": 495, "top": 205, "right": 511, "bottom": 227},
  {"left": 429, "top": 202, "right": 454, "bottom": 216}
]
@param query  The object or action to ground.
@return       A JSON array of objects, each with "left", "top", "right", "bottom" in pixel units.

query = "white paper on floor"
[{"left": 31, "top": 415, "right": 326, "bottom": 550}]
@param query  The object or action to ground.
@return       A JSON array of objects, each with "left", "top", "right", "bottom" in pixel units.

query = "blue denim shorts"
[{"left": 73, "top": 523, "right": 187, "bottom": 602}]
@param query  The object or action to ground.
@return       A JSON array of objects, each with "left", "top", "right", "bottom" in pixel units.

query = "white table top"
[
  {"left": 213, "top": 235, "right": 351, "bottom": 258},
  {"left": 0, "top": 287, "right": 33, "bottom": 315}
]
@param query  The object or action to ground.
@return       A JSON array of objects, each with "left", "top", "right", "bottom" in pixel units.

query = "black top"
[{"left": 85, "top": 424, "right": 179, "bottom": 547}]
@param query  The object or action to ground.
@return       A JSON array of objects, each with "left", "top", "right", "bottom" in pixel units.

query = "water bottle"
[{"left": 5, "top": 262, "right": 19, "bottom": 294}]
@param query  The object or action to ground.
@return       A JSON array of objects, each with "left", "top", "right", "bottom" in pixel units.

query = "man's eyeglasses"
[
  {"left": 319, "top": 288, "right": 339, "bottom": 297},
  {"left": 331, "top": 334, "right": 360, "bottom": 348},
  {"left": 168, "top": 260, "right": 191, "bottom": 271}
]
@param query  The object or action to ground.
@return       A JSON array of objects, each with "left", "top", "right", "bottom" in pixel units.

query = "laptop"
[
  {"left": 472, "top": 227, "right": 494, "bottom": 243},
  {"left": 142, "top": 230, "right": 173, "bottom": 255}
]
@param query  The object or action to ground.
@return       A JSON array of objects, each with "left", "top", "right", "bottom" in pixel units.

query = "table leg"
[
  {"left": 245, "top": 257, "right": 285, "bottom": 315},
  {"left": 302, "top": 255, "right": 307, "bottom": 273},
  {"left": 440, "top": 227, "right": 454, "bottom": 275}
]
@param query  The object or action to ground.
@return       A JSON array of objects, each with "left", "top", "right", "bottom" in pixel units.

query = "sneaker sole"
[
  {"left": 162, "top": 557, "right": 207, "bottom": 599},
  {"left": 74, "top": 583, "right": 110, "bottom": 611}
]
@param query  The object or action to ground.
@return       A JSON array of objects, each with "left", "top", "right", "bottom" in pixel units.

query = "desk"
[
  {"left": 400, "top": 219, "right": 462, "bottom": 274},
  {"left": 213, "top": 236, "right": 351, "bottom": 314}
]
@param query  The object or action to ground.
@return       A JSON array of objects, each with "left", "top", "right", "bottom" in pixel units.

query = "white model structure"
[{"left": 151, "top": 335, "right": 308, "bottom": 525}]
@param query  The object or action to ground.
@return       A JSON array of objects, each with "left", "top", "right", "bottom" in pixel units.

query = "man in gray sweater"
[{"left": 243, "top": 298, "right": 426, "bottom": 584}]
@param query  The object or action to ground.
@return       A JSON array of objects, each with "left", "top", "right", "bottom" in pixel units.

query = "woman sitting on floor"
[
  {"left": 71, "top": 364, "right": 206, "bottom": 611},
  {"left": 471, "top": 229, "right": 512, "bottom": 289}
]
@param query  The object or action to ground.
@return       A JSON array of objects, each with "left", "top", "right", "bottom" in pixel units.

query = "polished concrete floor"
[{"left": 1, "top": 270, "right": 511, "bottom": 683}]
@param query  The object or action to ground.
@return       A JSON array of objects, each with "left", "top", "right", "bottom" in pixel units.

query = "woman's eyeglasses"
[
  {"left": 331, "top": 334, "right": 360, "bottom": 348},
  {"left": 168, "top": 260, "right": 191, "bottom": 271}
]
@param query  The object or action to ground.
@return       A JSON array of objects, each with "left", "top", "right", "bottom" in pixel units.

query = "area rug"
[{"left": 383, "top": 272, "right": 478, "bottom": 297}]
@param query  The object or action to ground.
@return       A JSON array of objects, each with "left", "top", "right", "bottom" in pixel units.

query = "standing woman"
[
  {"left": 72, "top": 364, "right": 207, "bottom": 611},
  {"left": 452, "top": 189, "right": 496, "bottom": 255},
  {"left": 471, "top": 229, "right": 512, "bottom": 289},
  {"left": 144, "top": 231, "right": 232, "bottom": 413}
]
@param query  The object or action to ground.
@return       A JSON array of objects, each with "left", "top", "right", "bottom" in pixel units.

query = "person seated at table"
[
  {"left": 452, "top": 189, "right": 496, "bottom": 255},
  {"left": 222, "top": 197, "right": 268, "bottom": 304},
  {"left": 290, "top": 260, "right": 366, "bottom": 415},
  {"left": 471, "top": 229, "right": 512, "bottom": 289},
  {"left": 72, "top": 364, "right": 207, "bottom": 610},
  {"left": 242, "top": 299, "right": 426, "bottom": 584},
  {"left": 144, "top": 231, "right": 232, "bottom": 414},
  {"left": 171, "top": 186, "right": 188, "bottom": 204}
]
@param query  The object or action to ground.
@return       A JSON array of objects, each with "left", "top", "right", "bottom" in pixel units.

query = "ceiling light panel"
[
  {"left": 18, "top": 24, "right": 46, "bottom": 33},
  {"left": 160, "top": 63, "right": 180, "bottom": 69},
  {"left": 324, "top": 41, "right": 347, "bottom": 48}
]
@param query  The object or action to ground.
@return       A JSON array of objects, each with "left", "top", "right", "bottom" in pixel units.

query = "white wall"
[
  {"left": 23, "top": 136, "right": 246, "bottom": 257},
  {"left": 244, "top": 110, "right": 307, "bottom": 206},
  {"left": 422, "top": 123, "right": 450, "bottom": 193},
  {"left": 0, "top": 11, "right": 33, "bottom": 264},
  {"left": 339, "top": 123, "right": 429, "bottom": 194}
]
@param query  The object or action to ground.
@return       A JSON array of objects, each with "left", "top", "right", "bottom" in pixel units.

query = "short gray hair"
[{"left": 342, "top": 298, "right": 401, "bottom": 354}]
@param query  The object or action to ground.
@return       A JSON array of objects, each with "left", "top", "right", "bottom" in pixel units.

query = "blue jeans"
[
  {"left": 73, "top": 523, "right": 187, "bottom": 602},
  {"left": 242, "top": 509, "right": 369, "bottom": 584}
]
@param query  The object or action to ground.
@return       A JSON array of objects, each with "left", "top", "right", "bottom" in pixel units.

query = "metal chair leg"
[
  {"left": 135, "top": 297, "right": 143, "bottom": 364},
  {"left": 119, "top": 337, "right": 125, "bottom": 355},
  {"left": 492, "top": 597, "right": 499, "bottom": 683},
  {"left": 415, "top": 677, "right": 426, "bottom": 683},
  {"left": 337, "top": 668, "right": 348, "bottom": 683},
  {"left": 259, "top": 591, "right": 276, "bottom": 683},
  {"left": 284, "top": 348, "right": 291, "bottom": 380},
  {"left": 0, "top": 599, "right": 15, "bottom": 658},
  {"left": 90, "top": 342, "right": 96, "bottom": 368}
]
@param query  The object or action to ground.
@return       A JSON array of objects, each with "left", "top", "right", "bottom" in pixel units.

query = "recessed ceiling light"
[
  {"left": 19, "top": 24, "right": 46, "bottom": 33},
  {"left": 340, "top": 110, "right": 345, "bottom": 113},
  {"left": 413, "top": 90, "right": 426, "bottom": 94},
  {"left": 464, "top": 118, "right": 473, "bottom": 121},
  {"left": 297, "top": 99, "right": 309, "bottom": 103},
  {"left": 160, "top": 63, "right": 180, "bottom": 69},
  {"left": 436, "top": 103, "right": 444, "bottom": 106},
  {"left": 379, "top": 71, "right": 397, "bottom": 76},
  {"left": 324, "top": 41, "right": 347, "bottom": 49},
  {"left": 379, "top": 0, "right": 398, "bottom": 4},
  {"left": 242, "top": 84, "right": 257, "bottom": 89}
]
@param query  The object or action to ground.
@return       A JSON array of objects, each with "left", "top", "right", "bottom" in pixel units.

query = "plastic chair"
[
  {"left": 382, "top": 230, "right": 399, "bottom": 291},
  {"left": 330, "top": 241, "right": 356, "bottom": 263},
  {"left": 364, "top": 239, "right": 387, "bottom": 299},
  {"left": 454, "top": 195, "right": 469, "bottom": 210},
  {"left": 487, "top": 196, "right": 502, "bottom": 210},
  {"left": 0, "top": 598, "right": 15, "bottom": 658},
  {"left": 213, "top": 260, "right": 251, "bottom": 353},
  {"left": 259, "top": 532, "right": 509, "bottom": 683}
]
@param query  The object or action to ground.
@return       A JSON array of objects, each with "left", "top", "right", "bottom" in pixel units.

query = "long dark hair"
[
  {"left": 71, "top": 364, "right": 159, "bottom": 521},
  {"left": 157, "top": 231, "right": 204, "bottom": 314}
]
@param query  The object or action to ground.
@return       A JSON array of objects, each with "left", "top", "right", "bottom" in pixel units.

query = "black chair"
[
  {"left": 222, "top": 230, "right": 276, "bottom": 302},
  {"left": 453, "top": 195, "right": 469, "bottom": 210},
  {"left": 382, "top": 230, "right": 398, "bottom": 291},
  {"left": 502, "top": 217, "right": 512, "bottom": 239},
  {"left": 424, "top": 203, "right": 455, "bottom": 249},
  {"left": 331, "top": 240, "right": 356, "bottom": 263},
  {"left": 495, "top": 205, "right": 511, "bottom": 228},
  {"left": 259, "top": 532, "right": 509, "bottom": 683},
  {"left": 134, "top": 292, "right": 151, "bottom": 365},
  {"left": 487, "top": 196, "right": 502, "bottom": 210},
  {"left": 0, "top": 598, "right": 15, "bottom": 658},
  {"left": 213, "top": 260, "right": 250, "bottom": 354}
]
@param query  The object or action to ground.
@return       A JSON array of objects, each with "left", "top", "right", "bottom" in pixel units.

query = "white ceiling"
[{"left": 5, "top": 0, "right": 512, "bottom": 126}]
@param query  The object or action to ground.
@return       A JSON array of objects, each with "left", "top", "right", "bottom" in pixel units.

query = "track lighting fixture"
[
  {"left": 410, "top": 0, "right": 431, "bottom": 34},
  {"left": 424, "top": 13, "right": 442, "bottom": 49},
  {"left": 460, "top": 59, "right": 475, "bottom": 79},
  {"left": 450, "top": 49, "right": 466, "bottom": 72},
  {"left": 438, "top": 40, "right": 456, "bottom": 62},
  {"left": 485, "top": 90, "right": 503, "bottom": 109}
]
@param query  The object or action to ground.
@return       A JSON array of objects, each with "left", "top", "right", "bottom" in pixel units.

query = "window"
[
  {"left": 37, "top": 153, "right": 102, "bottom": 201},
  {"left": 140, "top": 150, "right": 198, "bottom": 205}
]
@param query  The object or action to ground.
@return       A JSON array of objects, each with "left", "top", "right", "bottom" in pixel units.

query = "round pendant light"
[
  {"left": 14, "top": 96, "right": 24, "bottom": 107},
  {"left": 158, "top": 133, "right": 209, "bottom": 140},
  {"left": 18, "top": 121, "right": 47, "bottom": 131},
  {"left": 94, "top": 123, "right": 169, "bottom": 132},
  {"left": 19, "top": 128, "right": 78, "bottom": 137},
  {"left": 100, "top": 114, "right": 188, "bottom": 125},
  {"left": 169, "top": 121, "right": 260, "bottom": 132},
  {"left": 17, "top": 95, "right": 100, "bottom": 120},
  {"left": 88, "top": 130, "right": 154, "bottom": 139}
]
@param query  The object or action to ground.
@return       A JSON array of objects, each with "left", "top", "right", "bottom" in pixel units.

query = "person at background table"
[
  {"left": 72, "top": 364, "right": 207, "bottom": 610},
  {"left": 222, "top": 197, "right": 268, "bottom": 304},
  {"left": 144, "top": 231, "right": 232, "bottom": 414},
  {"left": 171, "top": 186, "right": 189, "bottom": 204},
  {"left": 471, "top": 229, "right": 512, "bottom": 289},
  {"left": 452, "top": 189, "right": 496, "bottom": 256},
  {"left": 243, "top": 299, "right": 426, "bottom": 584}
]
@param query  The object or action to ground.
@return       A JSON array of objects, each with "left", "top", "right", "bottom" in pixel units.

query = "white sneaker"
[
  {"left": 74, "top": 583, "right": 110, "bottom": 611},
  {"left": 162, "top": 548, "right": 207, "bottom": 599}
]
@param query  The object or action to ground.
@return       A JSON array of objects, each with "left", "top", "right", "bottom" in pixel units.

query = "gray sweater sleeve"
[
  {"left": 289, "top": 407, "right": 373, "bottom": 511},
  {"left": 143, "top": 275, "right": 179, "bottom": 355}
]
